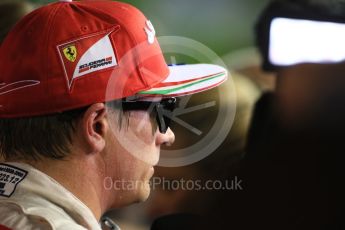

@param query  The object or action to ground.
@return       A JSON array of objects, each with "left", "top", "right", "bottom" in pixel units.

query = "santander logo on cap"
[{"left": 145, "top": 20, "right": 156, "bottom": 44}]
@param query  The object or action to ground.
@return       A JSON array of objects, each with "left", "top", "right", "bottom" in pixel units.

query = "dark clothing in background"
[
  {"left": 240, "top": 92, "right": 345, "bottom": 230},
  {"left": 156, "top": 92, "right": 345, "bottom": 230}
]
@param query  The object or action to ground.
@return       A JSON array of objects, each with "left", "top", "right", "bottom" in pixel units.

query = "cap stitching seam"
[
  {"left": 44, "top": 4, "right": 63, "bottom": 111},
  {"left": 91, "top": 3, "right": 150, "bottom": 92}
]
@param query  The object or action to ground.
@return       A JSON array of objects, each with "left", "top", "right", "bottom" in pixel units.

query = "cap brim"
[{"left": 138, "top": 64, "right": 228, "bottom": 97}]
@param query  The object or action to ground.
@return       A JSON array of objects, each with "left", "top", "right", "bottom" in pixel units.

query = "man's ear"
[{"left": 79, "top": 103, "right": 108, "bottom": 154}]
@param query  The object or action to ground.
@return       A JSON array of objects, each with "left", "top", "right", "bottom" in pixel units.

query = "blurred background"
[
  {"left": 3, "top": 1, "right": 345, "bottom": 229},
  {"left": 0, "top": 0, "right": 345, "bottom": 230},
  {"left": 25, "top": 0, "right": 269, "bottom": 56}
]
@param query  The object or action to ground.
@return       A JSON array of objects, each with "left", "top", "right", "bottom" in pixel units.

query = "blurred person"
[
  {"left": 222, "top": 47, "right": 276, "bottom": 92},
  {"left": 239, "top": 0, "right": 345, "bottom": 229},
  {"left": 0, "top": 0, "right": 228, "bottom": 229},
  {"left": 0, "top": 0, "right": 35, "bottom": 43}
]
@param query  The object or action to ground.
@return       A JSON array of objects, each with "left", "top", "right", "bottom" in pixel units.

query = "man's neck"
[{"left": 23, "top": 157, "right": 106, "bottom": 220}]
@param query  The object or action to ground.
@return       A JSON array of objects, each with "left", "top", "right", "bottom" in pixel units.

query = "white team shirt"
[{"left": 0, "top": 162, "right": 102, "bottom": 230}]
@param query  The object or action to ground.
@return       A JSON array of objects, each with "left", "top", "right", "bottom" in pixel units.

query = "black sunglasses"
[{"left": 121, "top": 97, "right": 177, "bottom": 134}]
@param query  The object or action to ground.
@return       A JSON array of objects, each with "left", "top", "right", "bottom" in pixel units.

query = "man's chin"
[
  {"left": 134, "top": 166, "right": 154, "bottom": 202},
  {"left": 136, "top": 182, "right": 151, "bottom": 202},
  {"left": 109, "top": 185, "right": 151, "bottom": 209}
]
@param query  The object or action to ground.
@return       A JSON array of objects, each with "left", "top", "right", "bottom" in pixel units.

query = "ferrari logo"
[{"left": 63, "top": 45, "right": 77, "bottom": 62}]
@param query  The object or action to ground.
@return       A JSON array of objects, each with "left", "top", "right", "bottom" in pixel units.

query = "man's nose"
[{"left": 156, "top": 128, "right": 175, "bottom": 146}]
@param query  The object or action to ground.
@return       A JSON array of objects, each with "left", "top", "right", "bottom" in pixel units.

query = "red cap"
[{"left": 0, "top": 0, "right": 227, "bottom": 118}]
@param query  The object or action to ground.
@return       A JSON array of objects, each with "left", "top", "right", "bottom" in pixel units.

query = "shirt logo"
[
  {"left": 0, "top": 163, "right": 28, "bottom": 197},
  {"left": 144, "top": 20, "right": 156, "bottom": 44},
  {"left": 63, "top": 45, "right": 77, "bottom": 62}
]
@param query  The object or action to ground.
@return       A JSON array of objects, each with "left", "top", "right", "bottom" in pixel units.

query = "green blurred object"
[
  {"left": 28, "top": 0, "right": 54, "bottom": 3},
  {"left": 27, "top": 0, "right": 270, "bottom": 56}
]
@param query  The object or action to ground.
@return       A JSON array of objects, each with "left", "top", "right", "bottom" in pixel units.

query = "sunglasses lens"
[
  {"left": 158, "top": 98, "right": 177, "bottom": 133},
  {"left": 155, "top": 104, "right": 167, "bottom": 133},
  {"left": 163, "top": 117, "right": 172, "bottom": 133},
  {"left": 121, "top": 97, "right": 176, "bottom": 134},
  {"left": 164, "top": 98, "right": 177, "bottom": 112}
]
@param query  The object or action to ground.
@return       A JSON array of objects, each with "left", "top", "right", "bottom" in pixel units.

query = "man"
[{"left": 0, "top": 0, "right": 227, "bottom": 229}]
